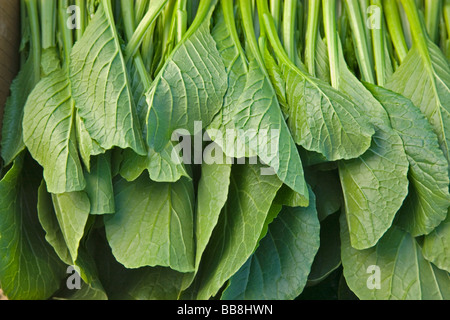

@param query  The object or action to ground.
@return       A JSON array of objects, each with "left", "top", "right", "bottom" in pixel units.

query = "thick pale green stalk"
[
  {"left": 121, "top": 0, "right": 151, "bottom": 89},
  {"left": 323, "top": 0, "right": 340, "bottom": 88},
  {"left": 58, "top": 0, "right": 73, "bottom": 65},
  {"left": 75, "top": 0, "right": 86, "bottom": 40},
  {"left": 254, "top": 0, "right": 294, "bottom": 70},
  {"left": 344, "top": 0, "right": 376, "bottom": 83},
  {"left": 383, "top": 0, "right": 409, "bottom": 62},
  {"left": 176, "top": 0, "right": 188, "bottom": 42},
  {"left": 270, "top": 0, "right": 282, "bottom": 31},
  {"left": 26, "top": 0, "right": 41, "bottom": 83},
  {"left": 239, "top": 0, "right": 268, "bottom": 72},
  {"left": 40, "top": 0, "right": 56, "bottom": 49},
  {"left": 400, "top": 0, "right": 432, "bottom": 66},
  {"left": 445, "top": 0, "right": 450, "bottom": 37},
  {"left": 283, "top": 0, "right": 297, "bottom": 61},
  {"left": 125, "top": 0, "right": 169, "bottom": 61},
  {"left": 222, "top": 0, "right": 248, "bottom": 72},
  {"left": 305, "top": 0, "right": 321, "bottom": 76},
  {"left": 371, "top": 0, "right": 387, "bottom": 86},
  {"left": 424, "top": 0, "right": 441, "bottom": 43},
  {"left": 135, "top": 0, "right": 150, "bottom": 23},
  {"left": 121, "top": 0, "right": 136, "bottom": 41}
]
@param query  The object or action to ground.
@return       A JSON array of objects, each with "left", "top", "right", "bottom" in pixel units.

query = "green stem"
[
  {"left": 255, "top": 0, "right": 295, "bottom": 70},
  {"left": 121, "top": 0, "right": 136, "bottom": 41},
  {"left": 344, "top": 0, "right": 376, "bottom": 83},
  {"left": 400, "top": 0, "right": 431, "bottom": 63},
  {"left": 323, "top": 0, "right": 340, "bottom": 88},
  {"left": 121, "top": 0, "right": 151, "bottom": 89},
  {"left": 135, "top": 0, "right": 149, "bottom": 24},
  {"left": 370, "top": 0, "right": 386, "bottom": 86},
  {"left": 59, "top": 0, "right": 73, "bottom": 66},
  {"left": 239, "top": 0, "right": 266, "bottom": 71},
  {"left": 222, "top": 0, "right": 248, "bottom": 71},
  {"left": 125, "top": 0, "right": 169, "bottom": 61},
  {"left": 176, "top": 0, "right": 188, "bottom": 42},
  {"left": 282, "top": 0, "right": 297, "bottom": 61},
  {"left": 305, "top": 0, "right": 321, "bottom": 76},
  {"left": 75, "top": 0, "right": 86, "bottom": 40},
  {"left": 270, "top": 0, "right": 282, "bottom": 31},
  {"left": 445, "top": 0, "right": 450, "bottom": 38},
  {"left": 424, "top": 0, "right": 441, "bottom": 43},
  {"left": 26, "top": 0, "right": 41, "bottom": 82},
  {"left": 383, "top": 0, "right": 408, "bottom": 62},
  {"left": 40, "top": 0, "right": 56, "bottom": 49}
]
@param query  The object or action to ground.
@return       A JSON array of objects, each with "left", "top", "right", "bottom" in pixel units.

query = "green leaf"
[
  {"left": 281, "top": 62, "right": 375, "bottom": 162},
  {"left": 51, "top": 191, "right": 91, "bottom": 264},
  {"left": 92, "top": 227, "right": 185, "bottom": 300},
  {"left": 120, "top": 142, "right": 189, "bottom": 183},
  {"left": 194, "top": 160, "right": 231, "bottom": 270},
  {"left": 146, "top": 1, "right": 227, "bottom": 153},
  {"left": 84, "top": 153, "right": 115, "bottom": 215},
  {"left": 307, "top": 169, "right": 342, "bottom": 221},
  {"left": 307, "top": 212, "right": 341, "bottom": 286},
  {"left": 186, "top": 163, "right": 283, "bottom": 300},
  {"left": 23, "top": 68, "right": 86, "bottom": 194},
  {"left": 75, "top": 112, "right": 105, "bottom": 172},
  {"left": 341, "top": 214, "right": 450, "bottom": 300},
  {"left": 336, "top": 50, "right": 409, "bottom": 250},
  {"left": 126, "top": 267, "right": 186, "bottom": 300},
  {"left": 422, "top": 213, "right": 450, "bottom": 272},
  {"left": 104, "top": 175, "right": 195, "bottom": 273},
  {"left": 208, "top": 10, "right": 308, "bottom": 198},
  {"left": 69, "top": 1, "right": 145, "bottom": 155},
  {"left": 273, "top": 184, "right": 309, "bottom": 208},
  {"left": 386, "top": 39, "right": 450, "bottom": 170},
  {"left": 37, "top": 181, "right": 72, "bottom": 265},
  {"left": 367, "top": 84, "right": 450, "bottom": 236},
  {"left": 222, "top": 189, "right": 320, "bottom": 300},
  {"left": 1, "top": 57, "right": 37, "bottom": 165},
  {"left": 0, "top": 154, "right": 66, "bottom": 300}
]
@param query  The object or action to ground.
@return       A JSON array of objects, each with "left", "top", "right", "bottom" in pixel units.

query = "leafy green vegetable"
[
  {"left": 222, "top": 189, "right": 320, "bottom": 300},
  {"left": 0, "top": 154, "right": 66, "bottom": 300},
  {"left": 104, "top": 174, "right": 195, "bottom": 273},
  {"left": 341, "top": 214, "right": 450, "bottom": 300},
  {"left": 1, "top": 0, "right": 449, "bottom": 301}
]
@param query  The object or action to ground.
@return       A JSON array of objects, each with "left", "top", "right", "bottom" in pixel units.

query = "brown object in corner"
[{"left": 0, "top": 0, "right": 21, "bottom": 137}]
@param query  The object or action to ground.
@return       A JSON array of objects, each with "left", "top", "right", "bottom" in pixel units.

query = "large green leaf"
[
  {"left": 51, "top": 191, "right": 91, "bottom": 264},
  {"left": 37, "top": 181, "right": 72, "bottom": 265},
  {"left": 23, "top": 68, "right": 86, "bottom": 194},
  {"left": 307, "top": 212, "right": 341, "bottom": 286},
  {"left": 69, "top": 1, "right": 145, "bottom": 155},
  {"left": 119, "top": 142, "right": 189, "bottom": 183},
  {"left": 186, "top": 163, "right": 283, "bottom": 300},
  {"left": 1, "top": 56, "right": 38, "bottom": 165},
  {"left": 194, "top": 160, "right": 232, "bottom": 270},
  {"left": 341, "top": 214, "right": 450, "bottom": 300},
  {"left": 146, "top": 0, "right": 227, "bottom": 153},
  {"left": 84, "top": 153, "right": 115, "bottom": 215},
  {"left": 92, "top": 228, "right": 185, "bottom": 300},
  {"left": 222, "top": 190, "right": 320, "bottom": 300},
  {"left": 104, "top": 175, "right": 195, "bottom": 273},
  {"left": 0, "top": 154, "right": 66, "bottom": 300},
  {"left": 280, "top": 63, "right": 374, "bottom": 162},
  {"left": 367, "top": 84, "right": 450, "bottom": 236},
  {"left": 422, "top": 213, "right": 450, "bottom": 272},
  {"left": 208, "top": 9, "right": 308, "bottom": 198},
  {"left": 336, "top": 50, "right": 409, "bottom": 250},
  {"left": 386, "top": 39, "right": 450, "bottom": 170}
]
